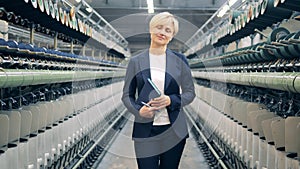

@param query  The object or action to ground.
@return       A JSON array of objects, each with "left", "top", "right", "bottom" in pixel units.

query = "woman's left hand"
[{"left": 149, "top": 95, "right": 171, "bottom": 110}]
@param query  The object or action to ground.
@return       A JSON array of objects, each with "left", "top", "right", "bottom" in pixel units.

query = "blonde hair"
[{"left": 149, "top": 12, "right": 179, "bottom": 36}]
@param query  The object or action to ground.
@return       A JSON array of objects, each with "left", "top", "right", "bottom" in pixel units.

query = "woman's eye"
[{"left": 156, "top": 25, "right": 163, "bottom": 29}]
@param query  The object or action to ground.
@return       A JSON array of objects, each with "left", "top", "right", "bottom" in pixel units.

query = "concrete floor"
[{"left": 96, "top": 116, "right": 209, "bottom": 169}]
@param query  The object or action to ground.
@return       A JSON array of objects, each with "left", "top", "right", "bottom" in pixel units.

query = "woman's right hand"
[{"left": 139, "top": 105, "right": 155, "bottom": 118}]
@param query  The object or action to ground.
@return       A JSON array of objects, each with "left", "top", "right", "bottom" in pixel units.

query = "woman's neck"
[{"left": 149, "top": 44, "right": 167, "bottom": 55}]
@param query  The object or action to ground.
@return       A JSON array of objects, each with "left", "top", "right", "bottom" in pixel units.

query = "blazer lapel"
[
  {"left": 138, "top": 50, "right": 151, "bottom": 82},
  {"left": 164, "top": 49, "right": 180, "bottom": 90}
]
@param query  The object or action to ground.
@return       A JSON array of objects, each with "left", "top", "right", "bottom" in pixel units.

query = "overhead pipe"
[
  {"left": 0, "top": 69, "right": 125, "bottom": 88},
  {"left": 193, "top": 71, "right": 300, "bottom": 94}
]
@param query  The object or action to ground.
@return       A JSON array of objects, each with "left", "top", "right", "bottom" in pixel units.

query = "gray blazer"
[{"left": 122, "top": 49, "right": 195, "bottom": 140}]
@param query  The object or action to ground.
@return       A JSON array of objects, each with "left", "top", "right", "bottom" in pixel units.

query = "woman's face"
[{"left": 150, "top": 20, "right": 174, "bottom": 47}]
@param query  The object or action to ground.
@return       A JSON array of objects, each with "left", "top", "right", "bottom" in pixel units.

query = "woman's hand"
[
  {"left": 149, "top": 95, "right": 171, "bottom": 110},
  {"left": 139, "top": 104, "right": 155, "bottom": 118}
]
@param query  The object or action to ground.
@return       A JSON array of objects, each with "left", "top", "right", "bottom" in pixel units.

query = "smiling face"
[
  {"left": 149, "top": 12, "right": 179, "bottom": 49},
  {"left": 150, "top": 20, "right": 174, "bottom": 47}
]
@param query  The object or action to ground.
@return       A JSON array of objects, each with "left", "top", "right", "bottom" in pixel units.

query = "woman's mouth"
[{"left": 157, "top": 35, "right": 165, "bottom": 40}]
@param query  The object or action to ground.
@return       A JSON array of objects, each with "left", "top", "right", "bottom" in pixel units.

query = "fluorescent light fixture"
[
  {"left": 217, "top": 4, "right": 230, "bottom": 17},
  {"left": 147, "top": 0, "right": 154, "bottom": 13},
  {"left": 228, "top": 0, "right": 238, "bottom": 7}
]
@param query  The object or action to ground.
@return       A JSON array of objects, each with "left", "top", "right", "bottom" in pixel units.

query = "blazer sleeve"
[
  {"left": 168, "top": 55, "right": 195, "bottom": 111},
  {"left": 121, "top": 59, "right": 142, "bottom": 117}
]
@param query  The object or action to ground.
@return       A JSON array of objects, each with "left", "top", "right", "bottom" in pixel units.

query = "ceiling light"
[
  {"left": 147, "top": 0, "right": 154, "bottom": 13},
  {"left": 75, "top": 0, "right": 81, "bottom": 3}
]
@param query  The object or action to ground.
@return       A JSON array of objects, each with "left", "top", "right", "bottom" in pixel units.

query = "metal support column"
[
  {"left": 235, "top": 39, "right": 240, "bottom": 50},
  {"left": 91, "top": 47, "right": 95, "bottom": 57},
  {"left": 250, "top": 34, "right": 255, "bottom": 46},
  {"left": 54, "top": 32, "right": 58, "bottom": 49},
  {"left": 70, "top": 39, "right": 74, "bottom": 54},
  {"left": 82, "top": 45, "right": 86, "bottom": 56},
  {"left": 30, "top": 24, "right": 34, "bottom": 44}
]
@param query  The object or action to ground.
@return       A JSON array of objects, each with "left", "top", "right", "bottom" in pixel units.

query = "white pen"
[{"left": 141, "top": 101, "right": 151, "bottom": 108}]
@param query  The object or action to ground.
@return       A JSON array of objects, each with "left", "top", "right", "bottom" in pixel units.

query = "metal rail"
[
  {"left": 184, "top": 107, "right": 228, "bottom": 169},
  {"left": 72, "top": 108, "right": 127, "bottom": 169}
]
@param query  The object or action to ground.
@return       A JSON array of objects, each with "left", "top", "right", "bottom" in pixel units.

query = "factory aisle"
[{"left": 96, "top": 115, "right": 209, "bottom": 169}]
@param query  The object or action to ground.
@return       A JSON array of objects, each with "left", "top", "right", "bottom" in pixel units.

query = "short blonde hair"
[{"left": 149, "top": 12, "right": 179, "bottom": 36}]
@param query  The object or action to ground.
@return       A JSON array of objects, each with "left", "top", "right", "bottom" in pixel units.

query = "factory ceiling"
[{"left": 83, "top": 0, "right": 227, "bottom": 55}]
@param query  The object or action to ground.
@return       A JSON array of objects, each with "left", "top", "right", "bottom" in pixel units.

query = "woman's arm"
[
  {"left": 168, "top": 55, "right": 195, "bottom": 111},
  {"left": 121, "top": 59, "right": 142, "bottom": 117}
]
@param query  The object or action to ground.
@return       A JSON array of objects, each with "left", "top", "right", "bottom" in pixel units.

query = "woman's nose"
[
  {"left": 158, "top": 30, "right": 167, "bottom": 37},
  {"left": 159, "top": 32, "right": 166, "bottom": 37}
]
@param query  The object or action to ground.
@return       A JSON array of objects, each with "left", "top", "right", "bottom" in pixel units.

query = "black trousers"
[{"left": 134, "top": 125, "right": 186, "bottom": 169}]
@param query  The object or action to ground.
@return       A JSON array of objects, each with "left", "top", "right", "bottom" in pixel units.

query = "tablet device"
[{"left": 147, "top": 78, "right": 161, "bottom": 96}]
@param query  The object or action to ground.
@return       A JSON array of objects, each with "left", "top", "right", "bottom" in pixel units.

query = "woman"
[{"left": 122, "top": 12, "right": 195, "bottom": 169}]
